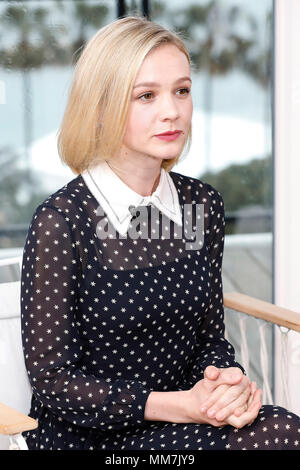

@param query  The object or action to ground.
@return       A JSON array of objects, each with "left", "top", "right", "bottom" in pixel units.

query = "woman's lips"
[{"left": 155, "top": 131, "right": 182, "bottom": 142}]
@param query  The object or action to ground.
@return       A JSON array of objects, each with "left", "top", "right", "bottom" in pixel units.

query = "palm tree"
[
  {"left": 238, "top": 11, "right": 273, "bottom": 208},
  {"left": 168, "top": 1, "right": 266, "bottom": 173},
  {"left": 0, "top": 4, "right": 67, "bottom": 193},
  {"left": 71, "top": 1, "right": 109, "bottom": 62}
]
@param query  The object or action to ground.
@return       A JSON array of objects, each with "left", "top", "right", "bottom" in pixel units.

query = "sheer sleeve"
[
  {"left": 20, "top": 204, "right": 151, "bottom": 431},
  {"left": 185, "top": 187, "right": 244, "bottom": 382}
]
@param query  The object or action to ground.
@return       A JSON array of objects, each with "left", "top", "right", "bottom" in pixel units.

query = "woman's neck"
[{"left": 106, "top": 159, "right": 161, "bottom": 197}]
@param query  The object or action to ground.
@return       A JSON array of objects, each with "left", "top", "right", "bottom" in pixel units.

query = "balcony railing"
[{"left": 224, "top": 292, "right": 300, "bottom": 411}]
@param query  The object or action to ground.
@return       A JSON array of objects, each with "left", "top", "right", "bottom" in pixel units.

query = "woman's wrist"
[{"left": 144, "top": 390, "right": 196, "bottom": 424}]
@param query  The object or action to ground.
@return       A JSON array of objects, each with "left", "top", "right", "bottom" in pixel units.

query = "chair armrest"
[
  {"left": 0, "top": 402, "right": 38, "bottom": 435},
  {"left": 223, "top": 292, "right": 300, "bottom": 333}
]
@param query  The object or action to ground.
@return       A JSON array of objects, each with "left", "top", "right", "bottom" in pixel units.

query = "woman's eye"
[
  {"left": 138, "top": 88, "right": 190, "bottom": 102},
  {"left": 139, "top": 92, "right": 153, "bottom": 101},
  {"left": 177, "top": 87, "right": 190, "bottom": 96}
]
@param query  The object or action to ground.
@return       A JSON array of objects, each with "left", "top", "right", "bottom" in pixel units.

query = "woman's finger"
[
  {"left": 233, "top": 403, "right": 248, "bottom": 418},
  {"left": 214, "top": 385, "right": 251, "bottom": 422},
  {"left": 247, "top": 382, "right": 257, "bottom": 407},
  {"left": 204, "top": 376, "right": 250, "bottom": 418},
  {"left": 226, "top": 389, "right": 262, "bottom": 429},
  {"left": 218, "top": 367, "right": 244, "bottom": 384},
  {"left": 248, "top": 388, "right": 262, "bottom": 413},
  {"left": 200, "top": 383, "right": 230, "bottom": 413},
  {"left": 200, "top": 371, "right": 249, "bottom": 411},
  {"left": 234, "top": 382, "right": 257, "bottom": 417},
  {"left": 204, "top": 366, "right": 244, "bottom": 386},
  {"left": 204, "top": 365, "right": 220, "bottom": 381}
]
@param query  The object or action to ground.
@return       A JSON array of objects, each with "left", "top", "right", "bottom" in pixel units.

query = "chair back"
[{"left": 0, "top": 256, "right": 32, "bottom": 450}]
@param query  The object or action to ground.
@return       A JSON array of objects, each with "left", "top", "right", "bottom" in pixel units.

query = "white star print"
[{"left": 20, "top": 174, "right": 300, "bottom": 451}]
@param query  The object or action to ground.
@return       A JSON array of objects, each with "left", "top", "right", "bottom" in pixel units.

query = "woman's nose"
[{"left": 159, "top": 94, "right": 180, "bottom": 121}]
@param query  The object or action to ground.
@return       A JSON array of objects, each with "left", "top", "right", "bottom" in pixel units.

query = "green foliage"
[
  {"left": 0, "top": 1, "right": 273, "bottom": 240},
  {"left": 0, "top": 1, "right": 109, "bottom": 69},
  {"left": 166, "top": 2, "right": 271, "bottom": 87},
  {"left": 0, "top": 149, "right": 49, "bottom": 226},
  {"left": 199, "top": 155, "right": 272, "bottom": 212}
]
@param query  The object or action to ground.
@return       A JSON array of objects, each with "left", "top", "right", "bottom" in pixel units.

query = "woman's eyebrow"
[{"left": 133, "top": 76, "right": 192, "bottom": 89}]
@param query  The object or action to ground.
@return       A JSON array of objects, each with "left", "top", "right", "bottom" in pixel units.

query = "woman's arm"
[
  {"left": 182, "top": 185, "right": 261, "bottom": 425},
  {"left": 144, "top": 390, "right": 191, "bottom": 423},
  {"left": 144, "top": 186, "right": 260, "bottom": 428},
  {"left": 144, "top": 371, "right": 262, "bottom": 428},
  {"left": 187, "top": 186, "right": 245, "bottom": 381},
  {"left": 21, "top": 204, "right": 151, "bottom": 431}
]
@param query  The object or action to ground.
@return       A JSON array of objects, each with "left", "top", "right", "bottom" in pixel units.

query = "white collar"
[{"left": 81, "top": 160, "right": 182, "bottom": 236}]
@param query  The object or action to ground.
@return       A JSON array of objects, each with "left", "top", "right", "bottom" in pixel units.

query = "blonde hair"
[{"left": 57, "top": 16, "right": 192, "bottom": 174}]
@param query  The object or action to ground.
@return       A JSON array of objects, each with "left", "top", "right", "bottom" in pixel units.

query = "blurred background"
[{"left": 0, "top": 0, "right": 274, "bottom": 389}]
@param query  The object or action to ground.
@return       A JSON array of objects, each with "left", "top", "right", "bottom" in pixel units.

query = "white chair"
[{"left": 0, "top": 256, "right": 37, "bottom": 450}]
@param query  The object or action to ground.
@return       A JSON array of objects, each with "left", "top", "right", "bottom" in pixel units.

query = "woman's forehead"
[{"left": 136, "top": 45, "right": 190, "bottom": 81}]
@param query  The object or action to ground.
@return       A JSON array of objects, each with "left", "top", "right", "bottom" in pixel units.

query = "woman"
[{"left": 21, "top": 16, "right": 300, "bottom": 450}]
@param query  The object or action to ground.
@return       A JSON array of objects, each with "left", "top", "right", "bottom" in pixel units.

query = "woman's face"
[{"left": 121, "top": 43, "right": 193, "bottom": 165}]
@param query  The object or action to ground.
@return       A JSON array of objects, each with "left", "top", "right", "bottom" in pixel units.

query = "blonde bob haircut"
[{"left": 57, "top": 15, "right": 193, "bottom": 174}]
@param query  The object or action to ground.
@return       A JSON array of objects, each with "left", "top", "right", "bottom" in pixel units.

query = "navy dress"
[{"left": 20, "top": 171, "right": 300, "bottom": 450}]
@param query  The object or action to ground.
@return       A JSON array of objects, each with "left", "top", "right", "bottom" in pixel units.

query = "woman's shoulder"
[
  {"left": 169, "top": 169, "right": 224, "bottom": 205},
  {"left": 30, "top": 174, "right": 84, "bottom": 222}
]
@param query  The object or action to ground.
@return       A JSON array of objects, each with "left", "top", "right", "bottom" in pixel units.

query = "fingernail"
[
  {"left": 207, "top": 408, "right": 216, "bottom": 418},
  {"left": 200, "top": 406, "right": 207, "bottom": 413}
]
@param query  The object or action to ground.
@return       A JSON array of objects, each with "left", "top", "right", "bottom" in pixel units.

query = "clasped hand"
[{"left": 187, "top": 366, "right": 262, "bottom": 429}]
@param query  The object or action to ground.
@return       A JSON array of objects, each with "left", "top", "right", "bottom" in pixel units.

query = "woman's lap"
[
  {"left": 97, "top": 405, "right": 300, "bottom": 451},
  {"left": 24, "top": 404, "right": 300, "bottom": 450}
]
